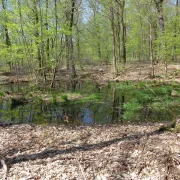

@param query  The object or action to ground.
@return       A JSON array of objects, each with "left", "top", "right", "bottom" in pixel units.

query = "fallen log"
[{"left": 0, "top": 122, "right": 12, "bottom": 127}]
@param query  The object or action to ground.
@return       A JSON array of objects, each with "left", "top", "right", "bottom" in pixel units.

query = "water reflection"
[
  {"left": 0, "top": 81, "right": 179, "bottom": 125},
  {"left": 82, "top": 108, "right": 95, "bottom": 125}
]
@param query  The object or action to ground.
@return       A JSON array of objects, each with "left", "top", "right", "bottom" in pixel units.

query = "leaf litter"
[{"left": 0, "top": 124, "right": 180, "bottom": 180}]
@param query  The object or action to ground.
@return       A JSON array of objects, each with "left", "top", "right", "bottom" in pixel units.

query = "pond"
[{"left": 0, "top": 81, "right": 180, "bottom": 125}]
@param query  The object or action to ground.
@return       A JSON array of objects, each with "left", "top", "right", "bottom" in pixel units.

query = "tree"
[
  {"left": 153, "top": 0, "right": 168, "bottom": 74},
  {"left": 2, "top": 0, "right": 11, "bottom": 47},
  {"left": 172, "top": 0, "right": 179, "bottom": 60},
  {"left": 0, "top": 0, "right": 179, "bottom": 83}
]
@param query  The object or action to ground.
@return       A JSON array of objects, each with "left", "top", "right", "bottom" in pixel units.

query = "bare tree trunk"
[
  {"left": 154, "top": 0, "right": 165, "bottom": 34},
  {"left": 39, "top": 0, "right": 45, "bottom": 80},
  {"left": 65, "top": 35, "right": 70, "bottom": 70},
  {"left": 172, "top": 0, "right": 179, "bottom": 61},
  {"left": 116, "top": 6, "right": 121, "bottom": 63},
  {"left": 154, "top": 0, "right": 167, "bottom": 74},
  {"left": 32, "top": 0, "right": 41, "bottom": 74},
  {"left": 110, "top": 5, "right": 118, "bottom": 77},
  {"left": 76, "top": 25, "right": 83, "bottom": 69},
  {"left": 2, "top": 0, "right": 11, "bottom": 47},
  {"left": 46, "top": 0, "right": 50, "bottom": 61},
  {"left": 50, "top": 0, "right": 58, "bottom": 88},
  {"left": 69, "top": 0, "right": 76, "bottom": 79},
  {"left": 149, "top": 22, "right": 155, "bottom": 78},
  {"left": 120, "top": 0, "right": 126, "bottom": 65}
]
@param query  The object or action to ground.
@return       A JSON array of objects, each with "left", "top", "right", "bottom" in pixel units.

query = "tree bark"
[
  {"left": 120, "top": 0, "right": 126, "bottom": 65},
  {"left": 149, "top": 22, "right": 155, "bottom": 78},
  {"left": 154, "top": 0, "right": 167, "bottom": 74},
  {"left": 46, "top": 0, "right": 50, "bottom": 61},
  {"left": 110, "top": 5, "right": 118, "bottom": 77},
  {"left": 2, "top": 0, "right": 11, "bottom": 47},
  {"left": 32, "top": 0, "right": 41, "bottom": 73},
  {"left": 50, "top": 0, "right": 58, "bottom": 88},
  {"left": 172, "top": 0, "right": 179, "bottom": 61},
  {"left": 154, "top": 0, "right": 165, "bottom": 34},
  {"left": 69, "top": 0, "right": 76, "bottom": 79}
]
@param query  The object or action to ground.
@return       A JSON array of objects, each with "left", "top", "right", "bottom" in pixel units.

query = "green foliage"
[
  {"left": 78, "top": 94, "right": 101, "bottom": 104},
  {"left": 150, "top": 102, "right": 167, "bottom": 111},
  {"left": 52, "top": 94, "right": 57, "bottom": 105},
  {"left": 37, "top": 97, "right": 43, "bottom": 103},
  {"left": 0, "top": 91, "right": 4, "bottom": 97},
  {"left": 123, "top": 99, "right": 142, "bottom": 120},
  {"left": 153, "top": 86, "right": 172, "bottom": 95},
  {"left": 0, "top": 0, "right": 179, "bottom": 73},
  {"left": 119, "top": 82, "right": 180, "bottom": 121},
  {"left": 136, "top": 92, "right": 154, "bottom": 104},
  {"left": 61, "top": 94, "right": 69, "bottom": 103},
  {"left": 116, "top": 81, "right": 136, "bottom": 91}
]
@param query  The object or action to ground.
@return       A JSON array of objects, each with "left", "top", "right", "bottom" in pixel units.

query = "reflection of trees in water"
[
  {"left": 0, "top": 82, "right": 178, "bottom": 125},
  {"left": 112, "top": 88, "right": 125, "bottom": 123},
  {"left": 142, "top": 106, "right": 152, "bottom": 122},
  {"left": 119, "top": 95, "right": 125, "bottom": 122},
  {"left": 112, "top": 88, "right": 119, "bottom": 123}
]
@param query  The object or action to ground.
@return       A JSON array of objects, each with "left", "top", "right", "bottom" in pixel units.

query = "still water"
[{"left": 0, "top": 81, "right": 179, "bottom": 125}]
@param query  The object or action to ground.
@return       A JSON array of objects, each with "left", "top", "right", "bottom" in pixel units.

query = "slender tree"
[
  {"left": 2, "top": 0, "right": 11, "bottom": 47},
  {"left": 69, "top": 0, "right": 77, "bottom": 78}
]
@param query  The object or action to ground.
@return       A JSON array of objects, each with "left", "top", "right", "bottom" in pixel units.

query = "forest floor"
[
  {"left": 1, "top": 61, "right": 180, "bottom": 86},
  {"left": 0, "top": 61, "right": 180, "bottom": 179},
  {"left": 80, "top": 61, "right": 180, "bottom": 84},
  {"left": 0, "top": 124, "right": 180, "bottom": 180}
]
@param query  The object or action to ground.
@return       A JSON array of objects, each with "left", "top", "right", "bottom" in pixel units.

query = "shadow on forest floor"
[{"left": 6, "top": 129, "right": 163, "bottom": 167}]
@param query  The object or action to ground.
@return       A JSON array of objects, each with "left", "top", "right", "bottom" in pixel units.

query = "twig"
[
  {"left": 75, "top": 156, "right": 87, "bottom": 180},
  {"left": 1, "top": 158, "right": 8, "bottom": 180}
]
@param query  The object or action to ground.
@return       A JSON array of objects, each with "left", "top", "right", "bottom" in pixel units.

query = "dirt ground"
[
  {"left": 0, "top": 124, "right": 180, "bottom": 180},
  {"left": 1, "top": 61, "right": 180, "bottom": 86},
  {"left": 83, "top": 61, "right": 180, "bottom": 84}
]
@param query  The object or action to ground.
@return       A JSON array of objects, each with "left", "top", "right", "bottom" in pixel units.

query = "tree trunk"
[
  {"left": 149, "top": 22, "right": 155, "bottom": 78},
  {"left": 65, "top": 35, "right": 70, "bottom": 70},
  {"left": 39, "top": 0, "right": 45, "bottom": 79},
  {"left": 154, "top": 0, "right": 165, "bottom": 34},
  {"left": 116, "top": 5, "right": 121, "bottom": 63},
  {"left": 172, "top": 0, "right": 179, "bottom": 61},
  {"left": 50, "top": 0, "right": 58, "bottom": 88},
  {"left": 46, "top": 0, "right": 50, "bottom": 61},
  {"left": 69, "top": 0, "right": 76, "bottom": 79},
  {"left": 110, "top": 5, "right": 118, "bottom": 77},
  {"left": 32, "top": 0, "right": 41, "bottom": 74},
  {"left": 120, "top": 0, "right": 126, "bottom": 65},
  {"left": 2, "top": 0, "right": 11, "bottom": 47},
  {"left": 154, "top": 0, "right": 167, "bottom": 74},
  {"left": 76, "top": 25, "right": 83, "bottom": 69}
]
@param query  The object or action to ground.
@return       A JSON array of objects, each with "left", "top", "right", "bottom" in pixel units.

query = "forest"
[{"left": 0, "top": 0, "right": 180, "bottom": 179}]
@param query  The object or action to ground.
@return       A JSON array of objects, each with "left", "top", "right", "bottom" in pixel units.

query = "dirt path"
[{"left": 1, "top": 124, "right": 180, "bottom": 179}]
